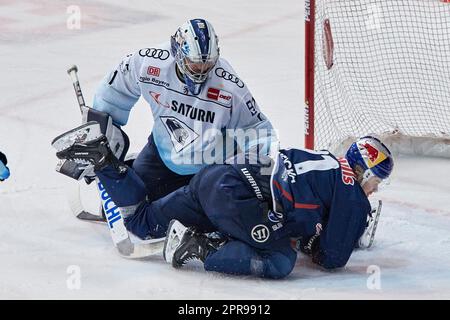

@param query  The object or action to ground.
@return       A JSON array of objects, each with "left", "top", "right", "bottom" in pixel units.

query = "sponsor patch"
[
  {"left": 207, "top": 87, "right": 232, "bottom": 105},
  {"left": 240, "top": 168, "right": 264, "bottom": 201},
  {"left": 246, "top": 98, "right": 258, "bottom": 116},
  {"left": 280, "top": 153, "right": 296, "bottom": 183},
  {"left": 338, "top": 158, "right": 355, "bottom": 185},
  {"left": 139, "top": 76, "right": 170, "bottom": 87},
  {"left": 149, "top": 91, "right": 170, "bottom": 108},
  {"left": 147, "top": 66, "right": 160, "bottom": 77},
  {"left": 268, "top": 210, "right": 283, "bottom": 223},
  {"left": 271, "top": 222, "right": 283, "bottom": 232},
  {"left": 251, "top": 224, "right": 270, "bottom": 243}
]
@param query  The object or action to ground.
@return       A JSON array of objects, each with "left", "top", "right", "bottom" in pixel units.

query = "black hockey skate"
[{"left": 163, "top": 220, "right": 225, "bottom": 268}]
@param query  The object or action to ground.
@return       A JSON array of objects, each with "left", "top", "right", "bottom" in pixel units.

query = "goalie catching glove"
[
  {"left": 51, "top": 107, "right": 129, "bottom": 180},
  {"left": 52, "top": 121, "right": 127, "bottom": 175}
]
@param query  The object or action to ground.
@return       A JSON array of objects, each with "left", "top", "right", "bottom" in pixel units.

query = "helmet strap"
[{"left": 353, "top": 165, "right": 366, "bottom": 185}]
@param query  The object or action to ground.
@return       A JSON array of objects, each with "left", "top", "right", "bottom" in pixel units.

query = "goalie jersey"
[
  {"left": 92, "top": 42, "right": 277, "bottom": 175},
  {"left": 270, "top": 148, "right": 371, "bottom": 268}
]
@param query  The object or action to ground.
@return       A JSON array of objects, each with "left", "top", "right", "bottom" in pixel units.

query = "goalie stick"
[
  {"left": 64, "top": 65, "right": 106, "bottom": 222},
  {"left": 358, "top": 199, "right": 382, "bottom": 249},
  {"left": 64, "top": 65, "right": 164, "bottom": 258}
]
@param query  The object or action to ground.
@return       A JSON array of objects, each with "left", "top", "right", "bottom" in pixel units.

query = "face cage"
[
  {"left": 360, "top": 168, "right": 390, "bottom": 190},
  {"left": 174, "top": 44, "right": 217, "bottom": 83}
]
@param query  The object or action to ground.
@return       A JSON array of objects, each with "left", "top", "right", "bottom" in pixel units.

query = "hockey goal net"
[{"left": 305, "top": 0, "right": 450, "bottom": 156}]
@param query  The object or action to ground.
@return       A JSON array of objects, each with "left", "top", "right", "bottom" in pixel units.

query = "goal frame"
[
  {"left": 304, "top": 0, "right": 450, "bottom": 156},
  {"left": 304, "top": 0, "right": 316, "bottom": 150}
]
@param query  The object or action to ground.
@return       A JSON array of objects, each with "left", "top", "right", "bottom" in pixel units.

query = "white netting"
[{"left": 312, "top": 0, "right": 450, "bottom": 156}]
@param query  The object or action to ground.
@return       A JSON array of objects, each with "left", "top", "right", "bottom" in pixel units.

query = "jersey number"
[
  {"left": 294, "top": 150, "right": 339, "bottom": 176},
  {"left": 108, "top": 70, "right": 118, "bottom": 85}
]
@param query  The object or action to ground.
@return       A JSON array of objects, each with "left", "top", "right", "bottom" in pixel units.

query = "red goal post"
[{"left": 305, "top": 0, "right": 450, "bottom": 156}]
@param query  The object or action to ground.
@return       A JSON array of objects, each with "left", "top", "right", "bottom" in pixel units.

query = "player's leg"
[
  {"left": 164, "top": 164, "right": 297, "bottom": 278},
  {"left": 164, "top": 220, "right": 297, "bottom": 279},
  {"left": 125, "top": 182, "right": 216, "bottom": 239},
  {"left": 96, "top": 163, "right": 216, "bottom": 239},
  {"left": 95, "top": 164, "right": 147, "bottom": 208},
  {"left": 132, "top": 134, "right": 194, "bottom": 202},
  {"left": 204, "top": 239, "right": 297, "bottom": 279},
  {"left": 129, "top": 164, "right": 274, "bottom": 244},
  {"left": 191, "top": 165, "right": 281, "bottom": 250}
]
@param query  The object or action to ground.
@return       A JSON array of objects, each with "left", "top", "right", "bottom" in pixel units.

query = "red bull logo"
[{"left": 363, "top": 143, "right": 387, "bottom": 168}]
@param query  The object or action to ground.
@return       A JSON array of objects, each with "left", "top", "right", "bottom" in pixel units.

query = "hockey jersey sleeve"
[
  {"left": 92, "top": 52, "right": 142, "bottom": 126},
  {"left": 227, "top": 90, "right": 279, "bottom": 156},
  {"left": 312, "top": 184, "right": 371, "bottom": 269}
]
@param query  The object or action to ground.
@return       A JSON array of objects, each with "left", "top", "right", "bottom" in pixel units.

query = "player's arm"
[
  {"left": 227, "top": 91, "right": 279, "bottom": 157},
  {"left": 92, "top": 52, "right": 142, "bottom": 126},
  {"left": 310, "top": 199, "right": 370, "bottom": 269}
]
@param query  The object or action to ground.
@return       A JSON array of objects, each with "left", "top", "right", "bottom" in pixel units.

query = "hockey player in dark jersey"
[{"left": 55, "top": 133, "right": 393, "bottom": 279}]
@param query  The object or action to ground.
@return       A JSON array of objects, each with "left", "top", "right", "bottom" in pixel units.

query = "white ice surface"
[{"left": 0, "top": 0, "right": 449, "bottom": 299}]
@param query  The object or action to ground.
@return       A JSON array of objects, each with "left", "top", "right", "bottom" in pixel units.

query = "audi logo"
[
  {"left": 138, "top": 48, "right": 170, "bottom": 60},
  {"left": 215, "top": 67, "right": 244, "bottom": 88}
]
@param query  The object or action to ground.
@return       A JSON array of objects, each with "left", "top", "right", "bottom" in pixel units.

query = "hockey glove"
[
  {"left": 53, "top": 122, "right": 127, "bottom": 174},
  {"left": 296, "top": 233, "right": 321, "bottom": 257},
  {"left": 52, "top": 107, "right": 129, "bottom": 182},
  {"left": 0, "top": 151, "right": 10, "bottom": 181}
]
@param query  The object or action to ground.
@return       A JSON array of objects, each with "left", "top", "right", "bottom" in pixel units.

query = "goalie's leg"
[{"left": 131, "top": 135, "right": 195, "bottom": 202}]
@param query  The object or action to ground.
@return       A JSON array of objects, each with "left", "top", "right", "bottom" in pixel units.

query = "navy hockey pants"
[
  {"left": 132, "top": 134, "right": 194, "bottom": 202},
  {"left": 97, "top": 164, "right": 297, "bottom": 279}
]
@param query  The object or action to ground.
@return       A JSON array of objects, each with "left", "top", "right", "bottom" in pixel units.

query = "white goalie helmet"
[{"left": 171, "top": 19, "right": 220, "bottom": 94}]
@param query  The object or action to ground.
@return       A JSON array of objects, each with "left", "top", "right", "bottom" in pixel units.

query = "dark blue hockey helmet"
[{"left": 345, "top": 136, "right": 394, "bottom": 185}]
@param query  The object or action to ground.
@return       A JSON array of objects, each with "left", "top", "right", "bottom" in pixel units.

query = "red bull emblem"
[{"left": 363, "top": 143, "right": 387, "bottom": 168}]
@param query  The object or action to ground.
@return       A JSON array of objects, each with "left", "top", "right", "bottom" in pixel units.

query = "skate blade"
[{"left": 163, "top": 219, "right": 188, "bottom": 264}]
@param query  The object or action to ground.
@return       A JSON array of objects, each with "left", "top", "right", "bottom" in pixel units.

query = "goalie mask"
[
  {"left": 171, "top": 19, "right": 220, "bottom": 95},
  {"left": 345, "top": 136, "right": 394, "bottom": 187}
]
